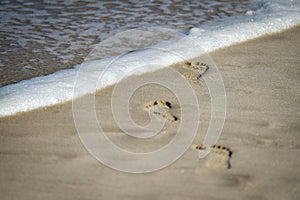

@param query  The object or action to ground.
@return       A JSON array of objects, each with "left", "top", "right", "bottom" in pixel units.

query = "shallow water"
[{"left": 0, "top": 0, "right": 251, "bottom": 86}]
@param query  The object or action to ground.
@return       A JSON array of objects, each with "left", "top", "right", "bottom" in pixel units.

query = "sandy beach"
[{"left": 1, "top": 25, "right": 299, "bottom": 200}]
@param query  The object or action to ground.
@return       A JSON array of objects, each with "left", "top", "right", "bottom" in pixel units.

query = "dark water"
[{"left": 0, "top": 0, "right": 251, "bottom": 86}]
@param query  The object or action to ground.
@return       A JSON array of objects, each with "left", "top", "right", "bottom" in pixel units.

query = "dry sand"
[{"left": 0, "top": 26, "right": 299, "bottom": 200}]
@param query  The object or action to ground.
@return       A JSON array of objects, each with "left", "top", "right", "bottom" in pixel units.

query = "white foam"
[{"left": 0, "top": 0, "right": 299, "bottom": 117}]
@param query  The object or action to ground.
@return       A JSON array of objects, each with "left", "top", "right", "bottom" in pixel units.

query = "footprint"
[
  {"left": 192, "top": 144, "right": 232, "bottom": 170},
  {"left": 181, "top": 61, "right": 209, "bottom": 82},
  {"left": 144, "top": 100, "right": 172, "bottom": 111},
  {"left": 144, "top": 100, "right": 177, "bottom": 122},
  {"left": 182, "top": 72, "right": 202, "bottom": 81},
  {"left": 182, "top": 61, "right": 209, "bottom": 74}
]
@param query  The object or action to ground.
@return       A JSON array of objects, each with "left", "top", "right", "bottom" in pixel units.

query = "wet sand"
[{"left": 0, "top": 26, "right": 299, "bottom": 200}]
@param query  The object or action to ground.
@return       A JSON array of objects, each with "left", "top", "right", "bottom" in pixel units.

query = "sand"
[{"left": 1, "top": 26, "right": 300, "bottom": 200}]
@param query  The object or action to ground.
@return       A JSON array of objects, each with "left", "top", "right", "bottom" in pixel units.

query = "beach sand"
[{"left": 1, "top": 26, "right": 299, "bottom": 200}]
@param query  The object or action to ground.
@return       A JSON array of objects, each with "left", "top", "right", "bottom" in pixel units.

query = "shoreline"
[
  {"left": 0, "top": 26, "right": 299, "bottom": 199},
  {"left": 1, "top": 25, "right": 299, "bottom": 119}
]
